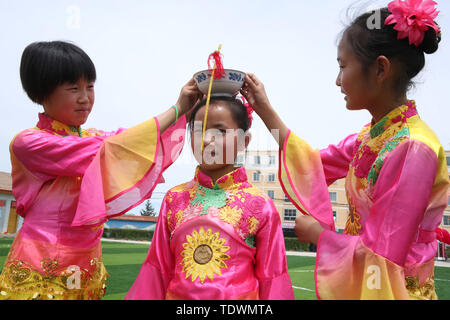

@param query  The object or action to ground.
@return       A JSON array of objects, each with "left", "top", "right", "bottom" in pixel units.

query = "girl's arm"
[
  {"left": 240, "top": 74, "right": 289, "bottom": 147},
  {"left": 255, "top": 199, "right": 295, "bottom": 300},
  {"left": 242, "top": 74, "right": 356, "bottom": 231},
  {"left": 157, "top": 78, "right": 202, "bottom": 134}
]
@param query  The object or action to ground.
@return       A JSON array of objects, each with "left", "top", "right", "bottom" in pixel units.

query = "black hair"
[
  {"left": 20, "top": 41, "right": 96, "bottom": 104},
  {"left": 188, "top": 95, "right": 251, "bottom": 133},
  {"left": 342, "top": 7, "right": 441, "bottom": 95}
]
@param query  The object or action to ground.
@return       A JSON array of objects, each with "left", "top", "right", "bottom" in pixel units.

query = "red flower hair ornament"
[
  {"left": 385, "top": 0, "right": 440, "bottom": 47},
  {"left": 238, "top": 96, "right": 254, "bottom": 128}
]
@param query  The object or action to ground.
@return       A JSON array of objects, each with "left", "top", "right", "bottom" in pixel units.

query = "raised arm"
[{"left": 240, "top": 74, "right": 289, "bottom": 147}]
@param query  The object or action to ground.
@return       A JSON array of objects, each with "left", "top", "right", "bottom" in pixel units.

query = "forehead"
[
  {"left": 194, "top": 102, "right": 233, "bottom": 120},
  {"left": 337, "top": 36, "right": 354, "bottom": 60}
]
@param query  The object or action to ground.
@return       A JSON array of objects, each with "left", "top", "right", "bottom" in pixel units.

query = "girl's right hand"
[
  {"left": 240, "top": 73, "right": 289, "bottom": 147},
  {"left": 176, "top": 78, "right": 203, "bottom": 116},
  {"left": 240, "top": 73, "right": 272, "bottom": 114}
]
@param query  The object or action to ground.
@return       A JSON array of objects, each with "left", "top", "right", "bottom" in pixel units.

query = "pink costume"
[
  {"left": 0, "top": 113, "right": 186, "bottom": 300},
  {"left": 279, "top": 101, "right": 449, "bottom": 300},
  {"left": 125, "top": 166, "right": 294, "bottom": 300}
]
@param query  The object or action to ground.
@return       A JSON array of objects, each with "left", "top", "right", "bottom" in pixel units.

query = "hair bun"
[{"left": 421, "top": 27, "right": 441, "bottom": 54}]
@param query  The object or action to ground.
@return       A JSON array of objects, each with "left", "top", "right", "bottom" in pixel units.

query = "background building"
[
  {"left": 0, "top": 171, "right": 21, "bottom": 234},
  {"left": 240, "top": 150, "right": 299, "bottom": 236}
]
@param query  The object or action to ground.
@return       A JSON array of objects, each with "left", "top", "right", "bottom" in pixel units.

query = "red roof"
[{"left": 109, "top": 215, "right": 158, "bottom": 222}]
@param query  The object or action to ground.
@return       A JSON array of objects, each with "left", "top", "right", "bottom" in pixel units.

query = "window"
[
  {"left": 284, "top": 195, "right": 290, "bottom": 203},
  {"left": 255, "top": 155, "right": 261, "bottom": 165},
  {"left": 268, "top": 190, "right": 275, "bottom": 200},
  {"left": 333, "top": 210, "right": 337, "bottom": 221},
  {"left": 329, "top": 192, "right": 337, "bottom": 202},
  {"left": 253, "top": 171, "right": 260, "bottom": 182},
  {"left": 444, "top": 215, "right": 450, "bottom": 226},
  {"left": 269, "top": 155, "right": 276, "bottom": 165},
  {"left": 235, "top": 155, "right": 244, "bottom": 166},
  {"left": 284, "top": 209, "right": 297, "bottom": 222},
  {"left": 447, "top": 156, "right": 450, "bottom": 167},
  {"left": 268, "top": 173, "right": 276, "bottom": 182}
]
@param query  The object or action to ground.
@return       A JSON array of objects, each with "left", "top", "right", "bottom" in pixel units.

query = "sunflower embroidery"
[{"left": 180, "top": 227, "right": 230, "bottom": 284}]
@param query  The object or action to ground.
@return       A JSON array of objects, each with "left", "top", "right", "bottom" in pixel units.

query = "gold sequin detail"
[{"left": 405, "top": 275, "right": 438, "bottom": 300}]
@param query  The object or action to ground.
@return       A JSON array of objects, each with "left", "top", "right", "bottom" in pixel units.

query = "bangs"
[
  {"left": 20, "top": 41, "right": 96, "bottom": 104},
  {"left": 51, "top": 43, "right": 96, "bottom": 85}
]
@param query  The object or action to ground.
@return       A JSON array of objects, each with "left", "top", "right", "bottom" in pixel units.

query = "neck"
[
  {"left": 42, "top": 112, "right": 80, "bottom": 129},
  {"left": 199, "top": 164, "right": 236, "bottom": 185},
  {"left": 369, "top": 94, "right": 408, "bottom": 123}
]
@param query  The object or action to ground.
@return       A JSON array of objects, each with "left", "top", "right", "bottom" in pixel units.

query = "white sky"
[{"left": 1, "top": 0, "right": 449, "bottom": 214}]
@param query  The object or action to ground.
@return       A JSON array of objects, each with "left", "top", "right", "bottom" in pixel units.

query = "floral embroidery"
[
  {"left": 180, "top": 227, "right": 230, "bottom": 284},
  {"left": 36, "top": 113, "right": 105, "bottom": 138},
  {"left": 0, "top": 258, "right": 108, "bottom": 300},
  {"left": 367, "top": 128, "right": 410, "bottom": 186},
  {"left": 248, "top": 216, "right": 259, "bottom": 234},
  {"left": 40, "top": 258, "right": 59, "bottom": 275},
  {"left": 218, "top": 206, "right": 242, "bottom": 227},
  {"left": 191, "top": 184, "right": 227, "bottom": 215},
  {"left": 345, "top": 196, "right": 362, "bottom": 236},
  {"left": 166, "top": 167, "right": 266, "bottom": 244},
  {"left": 405, "top": 275, "right": 437, "bottom": 300},
  {"left": 245, "top": 234, "right": 256, "bottom": 248},
  {"left": 350, "top": 101, "right": 416, "bottom": 186}
]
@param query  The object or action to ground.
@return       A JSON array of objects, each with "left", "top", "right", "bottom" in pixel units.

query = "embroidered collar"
[
  {"left": 369, "top": 100, "right": 418, "bottom": 139},
  {"left": 36, "top": 113, "right": 83, "bottom": 137},
  {"left": 195, "top": 166, "right": 248, "bottom": 190}
]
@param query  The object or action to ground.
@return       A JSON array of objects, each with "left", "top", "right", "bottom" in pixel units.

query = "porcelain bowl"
[{"left": 193, "top": 69, "right": 246, "bottom": 96}]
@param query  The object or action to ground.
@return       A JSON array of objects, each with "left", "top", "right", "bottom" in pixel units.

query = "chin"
[
  {"left": 345, "top": 102, "right": 363, "bottom": 111},
  {"left": 198, "top": 162, "right": 228, "bottom": 172}
]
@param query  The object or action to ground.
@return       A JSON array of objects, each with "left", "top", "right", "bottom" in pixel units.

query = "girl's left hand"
[
  {"left": 176, "top": 78, "right": 203, "bottom": 115},
  {"left": 294, "top": 215, "right": 324, "bottom": 245}
]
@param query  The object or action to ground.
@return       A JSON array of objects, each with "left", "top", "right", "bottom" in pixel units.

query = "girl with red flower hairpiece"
[{"left": 241, "top": 0, "right": 448, "bottom": 300}]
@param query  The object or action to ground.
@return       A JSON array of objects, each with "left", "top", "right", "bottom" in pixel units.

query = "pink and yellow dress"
[
  {"left": 0, "top": 112, "right": 186, "bottom": 300},
  {"left": 279, "top": 101, "right": 449, "bottom": 300},
  {"left": 125, "top": 166, "right": 294, "bottom": 300}
]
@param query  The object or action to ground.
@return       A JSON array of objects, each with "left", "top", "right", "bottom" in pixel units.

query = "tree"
[{"left": 140, "top": 199, "right": 156, "bottom": 217}]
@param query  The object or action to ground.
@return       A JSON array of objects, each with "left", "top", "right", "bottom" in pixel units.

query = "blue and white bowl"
[{"left": 193, "top": 69, "right": 246, "bottom": 96}]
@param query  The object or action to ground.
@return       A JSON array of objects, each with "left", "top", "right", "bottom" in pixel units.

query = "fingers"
[
  {"left": 244, "top": 74, "right": 257, "bottom": 90},
  {"left": 186, "top": 77, "right": 196, "bottom": 86},
  {"left": 247, "top": 73, "right": 261, "bottom": 86}
]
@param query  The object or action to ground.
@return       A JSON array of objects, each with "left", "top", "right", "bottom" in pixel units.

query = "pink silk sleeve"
[
  {"left": 316, "top": 140, "right": 443, "bottom": 299},
  {"left": 73, "top": 116, "right": 186, "bottom": 226},
  {"left": 279, "top": 130, "right": 356, "bottom": 230},
  {"left": 255, "top": 200, "right": 294, "bottom": 300},
  {"left": 320, "top": 133, "right": 358, "bottom": 186},
  {"left": 11, "top": 130, "right": 111, "bottom": 180},
  {"left": 125, "top": 199, "right": 174, "bottom": 300}
]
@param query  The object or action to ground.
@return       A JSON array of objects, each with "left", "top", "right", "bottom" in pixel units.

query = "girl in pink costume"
[
  {"left": 241, "top": 1, "right": 448, "bottom": 300},
  {"left": 126, "top": 96, "right": 294, "bottom": 300},
  {"left": 0, "top": 41, "right": 202, "bottom": 300}
]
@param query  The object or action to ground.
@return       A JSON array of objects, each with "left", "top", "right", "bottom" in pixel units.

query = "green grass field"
[{"left": 0, "top": 238, "right": 449, "bottom": 300}]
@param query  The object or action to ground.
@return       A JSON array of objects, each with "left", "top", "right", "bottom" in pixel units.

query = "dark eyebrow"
[{"left": 213, "top": 123, "right": 228, "bottom": 129}]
